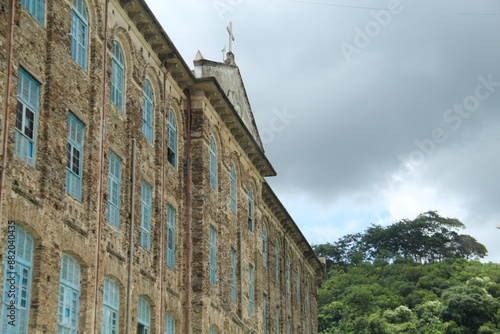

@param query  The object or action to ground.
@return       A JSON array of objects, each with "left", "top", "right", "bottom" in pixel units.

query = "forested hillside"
[{"left": 315, "top": 212, "right": 500, "bottom": 334}]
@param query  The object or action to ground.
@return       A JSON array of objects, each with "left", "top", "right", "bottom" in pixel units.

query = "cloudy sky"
[{"left": 144, "top": 0, "right": 500, "bottom": 262}]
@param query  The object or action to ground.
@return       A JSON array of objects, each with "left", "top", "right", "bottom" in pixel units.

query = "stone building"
[{"left": 0, "top": 0, "right": 324, "bottom": 333}]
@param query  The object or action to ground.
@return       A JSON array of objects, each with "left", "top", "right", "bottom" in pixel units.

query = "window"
[
  {"left": 101, "top": 277, "right": 119, "bottom": 334},
  {"left": 66, "top": 114, "right": 84, "bottom": 200},
  {"left": 209, "top": 326, "right": 218, "bottom": 334},
  {"left": 209, "top": 226, "right": 217, "bottom": 285},
  {"left": 57, "top": 254, "right": 81, "bottom": 334},
  {"left": 111, "top": 42, "right": 124, "bottom": 110},
  {"left": 263, "top": 296, "right": 268, "bottom": 334},
  {"left": 262, "top": 225, "right": 267, "bottom": 267},
  {"left": 275, "top": 307, "right": 280, "bottom": 334},
  {"left": 1, "top": 224, "right": 34, "bottom": 334},
  {"left": 229, "top": 164, "right": 236, "bottom": 212},
  {"left": 209, "top": 138, "right": 217, "bottom": 190},
  {"left": 21, "top": 0, "right": 44, "bottom": 23},
  {"left": 287, "top": 318, "right": 291, "bottom": 334},
  {"left": 70, "top": 0, "right": 88, "bottom": 70},
  {"left": 275, "top": 245, "right": 279, "bottom": 280},
  {"left": 137, "top": 297, "right": 150, "bottom": 334},
  {"left": 248, "top": 187, "right": 254, "bottom": 231},
  {"left": 107, "top": 153, "right": 122, "bottom": 228},
  {"left": 231, "top": 248, "right": 237, "bottom": 301},
  {"left": 286, "top": 261, "right": 290, "bottom": 292},
  {"left": 166, "top": 205, "right": 175, "bottom": 269},
  {"left": 167, "top": 110, "right": 177, "bottom": 167},
  {"left": 248, "top": 264, "right": 254, "bottom": 316},
  {"left": 15, "top": 69, "right": 39, "bottom": 166},
  {"left": 140, "top": 181, "right": 152, "bottom": 250},
  {"left": 142, "top": 80, "right": 153, "bottom": 142},
  {"left": 164, "top": 313, "right": 175, "bottom": 334},
  {"left": 296, "top": 273, "right": 300, "bottom": 303}
]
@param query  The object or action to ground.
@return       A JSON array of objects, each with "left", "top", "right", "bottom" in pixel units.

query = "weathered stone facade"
[{"left": 0, "top": 0, "right": 323, "bottom": 333}]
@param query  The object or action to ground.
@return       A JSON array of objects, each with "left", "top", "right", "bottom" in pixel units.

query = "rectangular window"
[
  {"left": 140, "top": 181, "right": 152, "bottom": 250},
  {"left": 231, "top": 248, "right": 237, "bottom": 301},
  {"left": 107, "top": 153, "right": 121, "bottom": 227},
  {"left": 275, "top": 245, "right": 279, "bottom": 280},
  {"left": 15, "top": 69, "right": 39, "bottom": 166},
  {"left": 209, "top": 226, "right": 217, "bottom": 285},
  {"left": 249, "top": 264, "right": 254, "bottom": 316},
  {"left": 21, "top": 0, "right": 44, "bottom": 24},
  {"left": 66, "top": 114, "right": 84, "bottom": 200},
  {"left": 166, "top": 205, "right": 175, "bottom": 269},
  {"left": 71, "top": 8, "right": 88, "bottom": 70}
]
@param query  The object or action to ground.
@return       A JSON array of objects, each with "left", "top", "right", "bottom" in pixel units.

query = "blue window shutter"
[
  {"left": 248, "top": 188, "right": 254, "bottom": 231},
  {"left": 166, "top": 205, "right": 175, "bottom": 268},
  {"left": 209, "top": 139, "right": 217, "bottom": 190},
  {"left": 70, "top": 0, "right": 88, "bottom": 70},
  {"left": 21, "top": 0, "right": 44, "bottom": 24},
  {"left": 249, "top": 264, "right": 254, "bottom": 316},
  {"left": 167, "top": 110, "right": 177, "bottom": 167},
  {"left": 57, "top": 254, "right": 81, "bottom": 334},
  {"left": 142, "top": 80, "right": 154, "bottom": 142},
  {"left": 262, "top": 225, "right": 267, "bottom": 267},
  {"left": 66, "top": 114, "right": 85, "bottom": 200},
  {"left": 140, "top": 181, "right": 152, "bottom": 250},
  {"left": 164, "top": 312, "right": 175, "bottom": 334},
  {"left": 1, "top": 224, "right": 34, "bottom": 334},
  {"left": 107, "top": 153, "right": 122, "bottom": 228},
  {"left": 102, "top": 277, "right": 119, "bottom": 334},
  {"left": 209, "top": 226, "right": 217, "bottom": 285},
  {"left": 111, "top": 42, "right": 124, "bottom": 110},
  {"left": 15, "top": 69, "right": 39, "bottom": 166},
  {"left": 229, "top": 164, "right": 236, "bottom": 212},
  {"left": 231, "top": 248, "right": 236, "bottom": 301}
]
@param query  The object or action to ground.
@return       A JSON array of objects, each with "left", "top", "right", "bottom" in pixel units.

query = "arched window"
[
  {"left": 101, "top": 277, "right": 119, "bottom": 334},
  {"left": 164, "top": 312, "right": 175, "bottom": 334},
  {"left": 167, "top": 110, "right": 177, "bottom": 167},
  {"left": 111, "top": 42, "right": 125, "bottom": 110},
  {"left": 57, "top": 254, "right": 81, "bottom": 333},
  {"left": 70, "top": 0, "right": 88, "bottom": 70},
  {"left": 209, "top": 326, "right": 218, "bottom": 334},
  {"left": 262, "top": 225, "right": 267, "bottom": 267},
  {"left": 248, "top": 187, "right": 254, "bottom": 231},
  {"left": 209, "top": 138, "right": 217, "bottom": 190},
  {"left": 229, "top": 164, "right": 236, "bottom": 212},
  {"left": 142, "top": 80, "right": 153, "bottom": 142},
  {"left": 275, "top": 307, "right": 280, "bottom": 334},
  {"left": 137, "top": 297, "right": 150, "bottom": 334},
  {"left": 1, "top": 224, "right": 34, "bottom": 334}
]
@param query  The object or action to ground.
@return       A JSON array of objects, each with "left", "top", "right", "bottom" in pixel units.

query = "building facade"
[{"left": 0, "top": 0, "right": 324, "bottom": 333}]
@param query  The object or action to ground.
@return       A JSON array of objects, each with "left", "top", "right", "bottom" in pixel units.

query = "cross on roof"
[{"left": 226, "top": 22, "right": 235, "bottom": 53}]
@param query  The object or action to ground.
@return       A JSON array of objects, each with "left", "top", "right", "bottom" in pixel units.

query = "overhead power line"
[{"left": 288, "top": 0, "right": 500, "bottom": 16}]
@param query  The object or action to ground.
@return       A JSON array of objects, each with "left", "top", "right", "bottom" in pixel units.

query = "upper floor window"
[
  {"left": 140, "top": 181, "right": 152, "bottom": 250},
  {"left": 111, "top": 42, "right": 124, "bottom": 110},
  {"left": 248, "top": 264, "right": 254, "bottom": 316},
  {"left": 70, "top": 0, "right": 88, "bottom": 70},
  {"left": 263, "top": 296, "right": 268, "bottom": 334},
  {"left": 57, "top": 254, "right": 81, "bottom": 333},
  {"left": 167, "top": 110, "right": 177, "bottom": 167},
  {"left": 164, "top": 312, "right": 175, "bottom": 334},
  {"left": 107, "top": 152, "right": 122, "bottom": 228},
  {"left": 286, "top": 260, "right": 291, "bottom": 292},
  {"left": 262, "top": 225, "right": 267, "bottom": 267},
  {"left": 209, "top": 138, "right": 217, "bottom": 190},
  {"left": 230, "top": 248, "right": 237, "bottom": 301},
  {"left": 15, "top": 69, "right": 39, "bottom": 166},
  {"left": 275, "top": 307, "right": 280, "bottom": 334},
  {"left": 142, "top": 80, "right": 153, "bottom": 142},
  {"left": 166, "top": 205, "right": 175, "bottom": 269},
  {"left": 21, "top": 0, "right": 44, "bottom": 24},
  {"left": 209, "top": 226, "right": 217, "bottom": 285},
  {"left": 275, "top": 245, "right": 279, "bottom": 280},
  {"left": 1, "top": 224, "right": 34, "bottom": 334},
  {"left": 101, "top": 277, "right": 119, "bottom": 334},
  {"left": 137, "top": 297, "right": 150, "bottom": 334},
  {"left": 248, "top": 187, "right": 254, "bottom": 232},
  {"left": 66, "top": 114, "right": 84, "bottom": 200},
  {"left": 229, "top": 164, "right": 236, "bottom": 212}
]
